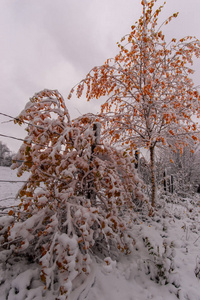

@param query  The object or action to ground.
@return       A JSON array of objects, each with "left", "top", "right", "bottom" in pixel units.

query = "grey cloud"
[{"left": 0, "top": 0, "right": 200, "bottom": 152}]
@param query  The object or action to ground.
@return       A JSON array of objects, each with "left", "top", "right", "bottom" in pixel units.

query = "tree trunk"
[{"left": 150, "top": 146, "right": 156, "bottom": 207}]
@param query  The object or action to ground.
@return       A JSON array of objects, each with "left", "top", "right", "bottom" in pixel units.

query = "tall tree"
[{"left": 69, "top": 0, "right": 200, "bottom": 206}]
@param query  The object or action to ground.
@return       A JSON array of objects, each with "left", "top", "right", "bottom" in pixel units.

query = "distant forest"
[{"left": 0, "top": 141, "right": 13, "bottom": 166}]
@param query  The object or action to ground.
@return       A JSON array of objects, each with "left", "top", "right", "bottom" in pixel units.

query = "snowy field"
[
  {"left": 0, "top": 166, "right": 200, "bottom": 299},
  {"left": 0, "top": 166, "right": 28, "bottom": 208}
]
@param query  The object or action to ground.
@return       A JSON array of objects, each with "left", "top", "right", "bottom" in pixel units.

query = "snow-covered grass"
[{"left": 0, "top": 166, "right": 200, "bottom": 300}]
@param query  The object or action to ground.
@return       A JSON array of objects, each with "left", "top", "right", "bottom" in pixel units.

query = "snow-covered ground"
[
  {"left": 0, "top": 166, "right": 200, "bottom": 300},
  {"left": 0, "top": 166, "right": 28, "bottom": 208}
]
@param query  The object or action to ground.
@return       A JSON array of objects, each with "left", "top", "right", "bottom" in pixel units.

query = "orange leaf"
[
  {"left": 192, "top": 135, "right": 198, "bottom": 141},
  {"left": 40, "top": 274, "right": 46, "bottom": 284},
  {"left": 149, "top": 68, "right": 155, "bottom": 73}
]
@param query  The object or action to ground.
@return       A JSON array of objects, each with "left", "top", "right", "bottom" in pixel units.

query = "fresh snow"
[
  {"left": 0, "top": 166, "right": 200, "bottom": 299},
  {"left": 0, "top": 166, "right": 28, "bottom": 207}
]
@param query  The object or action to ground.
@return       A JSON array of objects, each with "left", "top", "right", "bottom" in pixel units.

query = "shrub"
[{"left": 2, "top": 90, "right": 146, "bottom": 299}]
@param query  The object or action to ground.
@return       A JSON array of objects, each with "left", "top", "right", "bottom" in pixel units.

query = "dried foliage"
[
  {"left": 69, "top": 0, "right": 200, "bottom": 206},
  {"left": 2, "top": 90, "right": 146, "bottom": 299}
]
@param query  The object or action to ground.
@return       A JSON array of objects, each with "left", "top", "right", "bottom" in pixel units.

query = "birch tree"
[{"left": 69, "top": 0, "right": 200, "bottom": 206}]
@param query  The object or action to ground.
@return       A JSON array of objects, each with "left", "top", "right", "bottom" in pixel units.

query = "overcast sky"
[{"left": 1, "top": 0, "right": 200, "bottom": 152}]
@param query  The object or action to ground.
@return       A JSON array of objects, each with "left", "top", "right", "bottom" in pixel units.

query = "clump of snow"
[
  {"left": 8, "top": 269, "right": 39, "bottom": 300},
  {"left": 102, "top": 257, "right": 117, "bottom": 273}
]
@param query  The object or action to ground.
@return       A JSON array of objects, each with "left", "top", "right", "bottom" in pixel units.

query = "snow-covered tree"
[
  {"left": 0, "top": 141, "right": 12, "bottom": 166},
  {"left": 3, "top": 89, "right": 146, "bottom": 299},
  {"left": 69, "top": 0, "right": 200, "bottom": 207}
]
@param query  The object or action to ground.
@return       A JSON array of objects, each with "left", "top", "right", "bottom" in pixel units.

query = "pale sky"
[{"left": 0, "top": 0, "right": 200, "bottom": 152}]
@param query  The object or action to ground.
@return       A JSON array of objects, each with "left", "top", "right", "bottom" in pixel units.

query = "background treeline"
[
  {"left": 0, "top": 141, "right": 13, "bottom": 167},
  {"left": 139, "top": 145, "right": 200, "bottom": 196}
]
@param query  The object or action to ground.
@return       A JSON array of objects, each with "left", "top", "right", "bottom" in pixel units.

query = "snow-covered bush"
[
  {"left": 1, "top": 90, "right": 146, "bottom": 299},
  {"left": 139, "top": 237, "right": 176, "bottom": 286}
]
